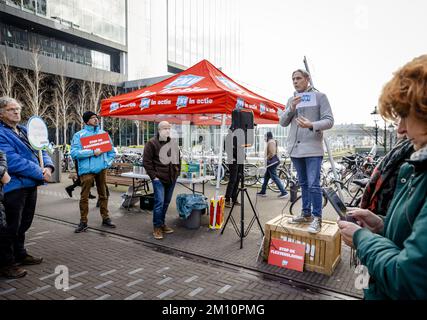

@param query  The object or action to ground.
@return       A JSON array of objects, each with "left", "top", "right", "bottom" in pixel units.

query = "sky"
[{"left": 237, "top": 0, "right": 427, "bottom": 125}]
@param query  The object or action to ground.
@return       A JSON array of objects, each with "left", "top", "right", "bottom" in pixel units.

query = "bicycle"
[
  {"left": 61, "top": 152, "right": 75, "bottom": 172},
  {"left": 289, "top": 178, "right": 367, "bottom": 215}
]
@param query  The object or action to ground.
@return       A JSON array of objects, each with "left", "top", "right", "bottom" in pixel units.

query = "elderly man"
[
  {"left": 280, "top": 69, "right": 334, "bottom": 233},
  {"left": 143, "top": 121, "right": 180, "bottom": 240},
  {"left": 0, "top": 97, "right": 54, "bottom": 279},
  {"left": 71, "top": 111, "right": 116, "bottom": 233}
]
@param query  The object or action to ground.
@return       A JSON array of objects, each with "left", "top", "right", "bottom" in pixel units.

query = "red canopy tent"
[
  {"left": 100, "top": 59, "right": 284, "bottom": 125},
  {"left": 100, "top": 60, "right": 286, "bottom": 228}
]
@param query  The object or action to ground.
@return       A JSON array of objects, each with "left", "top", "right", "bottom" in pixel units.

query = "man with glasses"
[
  {"left": 0, "top": 97, "right": 54, "bottom": 279},
  {"left": 71, "top": 111, "right": 116, "bottom": 233}
]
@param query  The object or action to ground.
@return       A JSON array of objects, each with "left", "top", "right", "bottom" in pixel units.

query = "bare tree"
[
  {"left": 46, "top": 91, "right": 61, "bottom": 145},
  {"left": 0, "top": 52, "right": 16, "bottom": 97},
  {"left": 359, "top": 125, "right": 385, "bottom": 146},
  {"left": 75, "top": 80, "right": 88, "bottom": 129},
  {"left": 20, "top": 50, "right": 48, "bottom": 117},
  {"left": 54, "top": 74, "right": 74, "bottom": 144},
  {"left": 103, "top": 85, "right": 119, "bottom": 142},
  {"left": 88, "top": 79, "right": 103, "bottom": 114}
]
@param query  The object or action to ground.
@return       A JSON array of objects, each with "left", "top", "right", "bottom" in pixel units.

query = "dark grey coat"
[{"left": 279, "top": 88, "right": 334, "bottom": 158}]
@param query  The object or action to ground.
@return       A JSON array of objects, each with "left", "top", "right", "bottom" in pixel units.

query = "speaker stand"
[{"left": 221, "top": 164, "right": 264, "bottom": 249}]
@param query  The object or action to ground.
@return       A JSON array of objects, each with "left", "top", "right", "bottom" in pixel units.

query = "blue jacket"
[
  {"left": 0, "top": 121, "right": 54, "bottom": 194},
  {"left": 71, "top": 125, "right": 115, "bottom": 175}
]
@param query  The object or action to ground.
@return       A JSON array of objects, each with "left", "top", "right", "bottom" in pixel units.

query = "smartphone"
[{"left": 323, "top": 187, "right": 358, "bottom": 224}]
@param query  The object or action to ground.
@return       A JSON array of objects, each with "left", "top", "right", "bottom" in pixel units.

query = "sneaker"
[
  {"left": 278, "top": 192, "right": 289, "bottom": 199},
  {"left": 233, "top": 200, "right": 241, "bottom": 206},
  {"left": 288, "top": 214, "right": 313, "bottom": 224},
  {"left": 161, "top": 225, "right": 174, "bottom": 234},
  {"left": 153, "top": 227, "right": 163, "bottom": 240},
  {"left": 256, "top": 192, "right": 267, "bottom": 197},
  {"left": 16, "top": 254, "right": 43, "bottom": 266},
  {"left": 307, "top": 217, "right": 322, "bottom": 234},
  {"left": 89, "top": 193, "right": 96, "bottom": 200},
  {"left": 65, "top": 186, "right": 73, "bottom": 198},
  {"left": 75, "top": 222, "right": 88, "bottom": 233},
  {"left": 102, "top": 218, "right": 116, "bottom": 228},
  {"left": 224, "top": 199, "right": 232, "bottom": 208},
  {"left": 0, "top": 265, "right": 27, "bottom": 279}
]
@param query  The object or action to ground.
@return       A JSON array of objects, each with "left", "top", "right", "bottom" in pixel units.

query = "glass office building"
[
  {"left": 167, "top": 0, "right": 241, "bottom": 76},
  {"left": 1, "top": 0, "right": 126, "bottom": 74},
  {"left": 3, "top": 0, "right": 126, "bottom": 45}
]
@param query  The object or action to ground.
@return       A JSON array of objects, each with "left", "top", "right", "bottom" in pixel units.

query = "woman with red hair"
[{"left": 338, "top": 55, "right": 427, "bottom": 299}]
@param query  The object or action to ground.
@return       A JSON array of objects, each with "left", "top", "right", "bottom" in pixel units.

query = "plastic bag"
[{"left": 176, "top": 194, "right": 208, "bottom": 219}]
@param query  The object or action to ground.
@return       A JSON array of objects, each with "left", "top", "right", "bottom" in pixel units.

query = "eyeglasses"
[{"left": 4, "top": 108, "right": 21, "bottom": 113}]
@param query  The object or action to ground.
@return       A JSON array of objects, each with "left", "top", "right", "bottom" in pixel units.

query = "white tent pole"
[
  {"left": 211, "top": 114, "right": 226, "bottom": 229},
  {"left": 303, "top": 56, "right": 344, "bottom": 200}
]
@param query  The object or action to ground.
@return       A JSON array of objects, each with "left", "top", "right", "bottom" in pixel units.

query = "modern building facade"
[
  {"left": 167, "top": 0, "right": 241, "bottom": 77},
  {"left": 0, "top": 0, "right": 127, "bottom": 84}
]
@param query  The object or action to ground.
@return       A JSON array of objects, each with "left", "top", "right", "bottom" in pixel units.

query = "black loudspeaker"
[{"left": 231, "top": 109, "right": 254, "bottom": 147}]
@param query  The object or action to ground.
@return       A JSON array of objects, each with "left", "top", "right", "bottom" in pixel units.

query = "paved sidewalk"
[
  {"left": 1, "top": 173, "right": 363, "bottom": 299},
  {"left": 0, "top": 217, "right": 347, "bottom": 300}
]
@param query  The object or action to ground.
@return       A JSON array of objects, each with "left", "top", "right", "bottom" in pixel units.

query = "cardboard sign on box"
[
  {"left": 80, "top": 133, "right": 112, "bottom": 153},
  {"left": 268, "top": 238, "right": 305, "bottom": 272}
]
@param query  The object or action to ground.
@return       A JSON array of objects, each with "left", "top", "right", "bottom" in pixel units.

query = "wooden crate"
[{"left": 263, "top": 215, "right": 341, "bottom": 276}]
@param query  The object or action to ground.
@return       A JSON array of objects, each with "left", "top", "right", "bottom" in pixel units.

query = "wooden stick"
[{"left": 39, "top": 150, "right": 44, "bottom": 168}]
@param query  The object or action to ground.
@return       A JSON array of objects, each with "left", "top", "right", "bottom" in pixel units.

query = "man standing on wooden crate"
[
  {"left": 280, "top": 69, "right": 334, "bottom": 233},
  {"left": 71, "top": 111, "right": 116, "bottom": 233},
  {"left": 143, "top": 121, "right": 180, "bottom": 240}
]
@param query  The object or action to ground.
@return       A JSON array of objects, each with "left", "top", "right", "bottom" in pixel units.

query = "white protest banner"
[{"left": 27, "top": 116, "right": 50, "bottom": 167}]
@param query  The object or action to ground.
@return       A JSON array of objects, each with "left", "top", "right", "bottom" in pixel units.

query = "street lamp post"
[
  {"left": 388, "top": 123, "right": 395, "bottom": 149},
  {"left": 384, "top": 121, "right": 387, "bottom": 153},
  {"left": 371, "top": 106, "right": 380, "bottom": 146}
]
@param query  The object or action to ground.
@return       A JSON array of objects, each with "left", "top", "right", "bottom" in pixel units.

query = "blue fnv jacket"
[
  {"left": 0, "top": 121, "right": 54, "bottom": 194},
  {"left": 70, "top": 125, "right": 116, "bottom": 175}
]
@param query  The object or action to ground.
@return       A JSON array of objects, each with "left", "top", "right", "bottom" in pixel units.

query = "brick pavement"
[
  {"left": 0, "top": 217, "right": 350, "bottom": 300},
  {"left": 0, "top": 173, "right": 363, "bottom": 300}
]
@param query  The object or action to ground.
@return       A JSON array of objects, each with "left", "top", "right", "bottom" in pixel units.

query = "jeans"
[
  {"left": 260, "top": 163, "right": 287, "bottom": 195},
  {"left": 152, "top": 179, "right": 176, "bottom": 228},
  {"left": 0, "top": 187, "right": 37, "bottom": 267},
  {"left": 291, "top": 157, "right": 323, "bottom": 217}
]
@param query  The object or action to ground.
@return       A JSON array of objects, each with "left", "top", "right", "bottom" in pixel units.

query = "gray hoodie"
[{"left": 279, "top": 88, "right": 334, "bottom": 158}]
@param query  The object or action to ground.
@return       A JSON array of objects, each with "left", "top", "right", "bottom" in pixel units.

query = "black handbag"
[{"left": 266, "top": 154, "right": 279, "bottom": 167}]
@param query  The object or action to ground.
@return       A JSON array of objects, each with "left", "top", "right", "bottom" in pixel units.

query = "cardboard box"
[
  {"left": 263, "top": 215, "right": 341, "bottom": 276},
  {"left": 181, "top": 161, "right": 205, "bottom": 179}
]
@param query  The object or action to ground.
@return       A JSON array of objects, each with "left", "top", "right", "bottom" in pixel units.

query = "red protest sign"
[
  {"left": 267, "top": 238, "right": 305, "bottom": 272},
  {"left": 80, "top": 133, "right": 112, "bottom": 153}
]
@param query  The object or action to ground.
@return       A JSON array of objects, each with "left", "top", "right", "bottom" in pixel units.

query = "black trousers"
[
  {"left": 225, "top": 163, "right": 243, "bottom": 202},
  {"left": 0, "top": 187, "right": 37, "bottom": 267}
]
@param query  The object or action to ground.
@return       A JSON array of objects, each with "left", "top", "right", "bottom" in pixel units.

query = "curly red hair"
[{"left": 379, "top": 55, "right": 427, "bottom": 123}]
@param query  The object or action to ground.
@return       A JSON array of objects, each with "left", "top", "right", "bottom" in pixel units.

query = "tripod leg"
[
  {"left": 221, "top": 188, "right": 241, "bottom": 235},
  {"left": 245, "top": 188, "right": 265, "bottom": 236}
]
